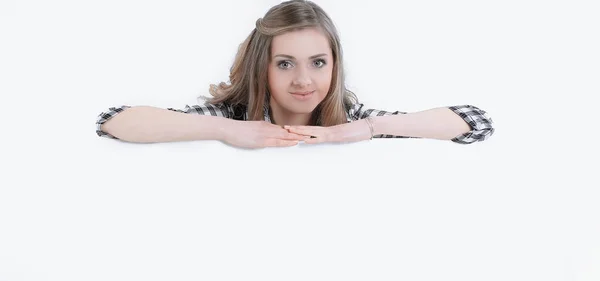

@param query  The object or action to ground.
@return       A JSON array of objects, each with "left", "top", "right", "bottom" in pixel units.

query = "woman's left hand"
[{"left": 284, "top": 119, "right": 372, "bottom": 144}]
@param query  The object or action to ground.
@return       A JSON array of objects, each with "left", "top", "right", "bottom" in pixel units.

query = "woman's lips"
[
  {"left": 291, "top": 90, "right": 315, "bottom": 95},
  {"left": 290, "top": 90, "right": 314, "bottom": 100}
]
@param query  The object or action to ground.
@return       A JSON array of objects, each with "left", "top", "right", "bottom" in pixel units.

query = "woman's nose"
[{"left": 292, "top": 67, "right": 311, "bottom": 87}]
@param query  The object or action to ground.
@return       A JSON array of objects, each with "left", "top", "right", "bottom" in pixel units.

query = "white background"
[{"left": 1, "top": 0, "right": 598, "bottom": 280}]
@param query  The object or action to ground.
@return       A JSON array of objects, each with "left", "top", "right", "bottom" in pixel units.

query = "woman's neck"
[{"left": 268, "top": 100, "right": 312, "bottom": 126}]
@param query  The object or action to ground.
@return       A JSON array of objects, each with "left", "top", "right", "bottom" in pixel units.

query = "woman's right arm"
[
  {"left": 96, "top": 105, "right": 232, "bottom": 143},
  {"left": 96, "top": 104, "right": 308, "bottom": 147}
]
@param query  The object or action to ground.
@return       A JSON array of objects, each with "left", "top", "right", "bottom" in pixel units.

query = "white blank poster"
[{"left": 0, "top": 0, "right": 598, "bottom": 281}]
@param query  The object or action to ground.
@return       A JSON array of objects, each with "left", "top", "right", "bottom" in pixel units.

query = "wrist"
[
  {"left": 369, "top": 115, "right": 392, "bottom": 136},
  {"left": 364, "top": 117, "right": 375, "bottom": 139},
  {"left": 214, "top": 117, "right": 237, "bottom": 142},
  {"left": 191, "top": 115, "right": 235, "bottom": 141}
]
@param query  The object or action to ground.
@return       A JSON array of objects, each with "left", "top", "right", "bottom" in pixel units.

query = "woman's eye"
[
  {"left": 314, "top": 59, "right": 326, "bottom": 68},
  {"left": 278, "top": 61, "right": 292, "bottom": 69}
]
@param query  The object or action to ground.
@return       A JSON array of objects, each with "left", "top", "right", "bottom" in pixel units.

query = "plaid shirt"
[{"left": 96, "top": 102, "right": 494, "bottom": 144}]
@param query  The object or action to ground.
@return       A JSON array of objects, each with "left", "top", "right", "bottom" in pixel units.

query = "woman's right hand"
[{"left": 221, "top": 120, "right": 311, "bottom": 149}]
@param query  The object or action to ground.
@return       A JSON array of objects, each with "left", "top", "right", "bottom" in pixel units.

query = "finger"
[
  {"left": 271, "top": 129, "right": 303, "bottom": 140},
  {"left": 289, "top": 133, "right": 313, "bottom": 141},
  {"left": 277, "top": 130, "right": 311, "bottom": 141},
  {"left": 265, "top": 139, "right": 298, "bottom": 147},
  {"left": 303, "top": 136, "right": 326, "bottom": 144},
  {"left": 282, "top": 133, "right": 311, "bottom": 141},
  {"left": 277, "top": 139, "right": 300, "bottom": 147},
  {"left": 287, "top": 126, "right": 317, "bottom": 137}
]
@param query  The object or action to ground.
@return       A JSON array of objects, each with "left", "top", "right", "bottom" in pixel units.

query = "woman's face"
[{"left": 267, "top": 27, "right": 333, "bottom": 115}]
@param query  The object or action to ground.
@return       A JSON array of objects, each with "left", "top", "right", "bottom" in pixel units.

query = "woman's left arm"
[
  {"left": 370, "top": 105, "right": 495, "bottom": 144},
  {"left": 286, "top": 104, "right": 494, "bottom": 145}
]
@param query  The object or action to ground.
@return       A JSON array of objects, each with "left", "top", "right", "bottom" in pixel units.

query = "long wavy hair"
[{"left": 204, "top": 0, "right": 359, "bottom": 126}]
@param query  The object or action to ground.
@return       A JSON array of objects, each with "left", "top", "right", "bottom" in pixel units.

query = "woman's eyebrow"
[{"left": 273, "top": 53, "right": 328, "bottom": 60}]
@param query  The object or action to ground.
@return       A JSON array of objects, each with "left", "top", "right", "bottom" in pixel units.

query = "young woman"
[{"left": 96, "top": 0, "right": 494, "bottom": 149}]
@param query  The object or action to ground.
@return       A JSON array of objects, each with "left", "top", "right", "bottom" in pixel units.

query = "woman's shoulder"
[
  {"left": 345, "top": 102, "right": 364, "bottom": 120},
  {"left": 194, "top": 95, "right": 250, "bottom": 120}
]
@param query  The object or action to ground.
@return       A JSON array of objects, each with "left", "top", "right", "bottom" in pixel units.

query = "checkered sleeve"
[
  {"left": 95, "top": 103, "right": 233, "bottom": 139},
  {"left": 347, "top": 103, "right": 494, "bottom": 144},
  {"left": 447, "top": 105, "right": 494, "bottom": 144}
]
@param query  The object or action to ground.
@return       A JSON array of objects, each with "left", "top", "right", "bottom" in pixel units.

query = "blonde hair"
[{"left": 206, "top": 0, "right": 359, "bottom": 126}]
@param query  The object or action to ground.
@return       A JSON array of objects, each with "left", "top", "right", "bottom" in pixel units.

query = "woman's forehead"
[{"left": 271, "top": 27, "right": 331, "bottom": 58}]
